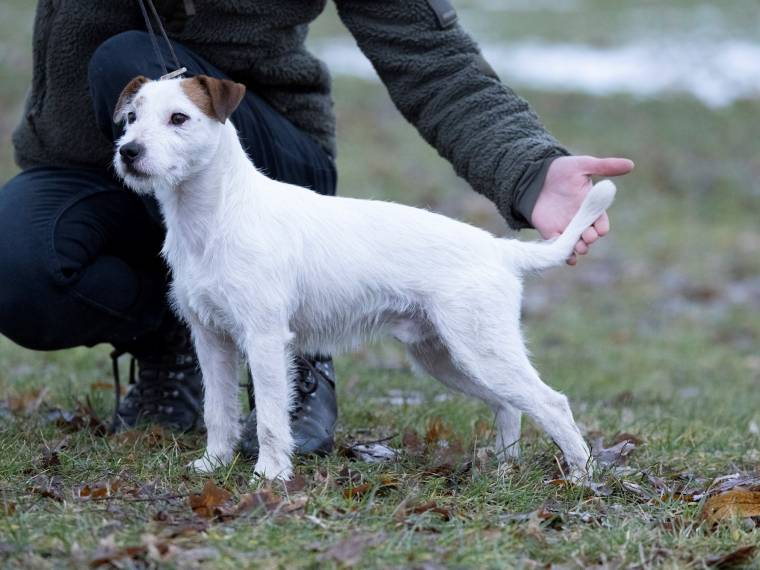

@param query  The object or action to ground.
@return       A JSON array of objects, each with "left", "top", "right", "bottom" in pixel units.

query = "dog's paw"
[
  {"left": 252, "top": 455, "right": 293, "bottom": 482},
  {"left": 494, "top": 442, "right": 521, "bottom": 463},
  {"left": 188, "top": 455, "right": 225, "bottom": 474},
  {"left": 567, "top": 464, "right": 592, "bottom": 484}
]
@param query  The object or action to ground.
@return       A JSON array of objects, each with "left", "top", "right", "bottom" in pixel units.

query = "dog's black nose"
[{"left": 119, "top": 141, "right": 143, "bottom": 164}]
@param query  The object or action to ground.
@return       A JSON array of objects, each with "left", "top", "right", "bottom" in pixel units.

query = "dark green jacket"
[{"left": 12, "top": 0, "right": 567, "bottom": 228}]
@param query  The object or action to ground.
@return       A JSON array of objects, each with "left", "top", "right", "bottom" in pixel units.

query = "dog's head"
[{"left": 113, "top": 75, "right": 246, "bottom": 194}]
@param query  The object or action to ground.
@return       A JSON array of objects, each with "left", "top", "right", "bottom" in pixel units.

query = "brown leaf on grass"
[
  {"left": 89, "top": 534, "right": 175, "bottom": 568},
  {"left": 1, "top": 501, "right": 16, "bottom": 515},
  {"left": 90, "top": 381, "right": 125, "bottom": 394},
  {"left": 157, "top": 519, "right": 209, "bottom": 539},
  {"left": 343, "top": 475, "right": 400, "bottom": 500},
  {"left": 343, "top": 482, "right": 372, "bottom": 499},
  {"left": 113, "top": 425, "right": 170, "bottom": 448},
  {"left": 39, "top": 450, "right": 61, "bottom": 470},
  {"left": 49, "top": 399, "right": 107, "bottom": 436},
  {"left": 215, "top": 488, "right": 281, "bottom": 520},
  {"left": 282, "top": 472, "right": 308, "bottom": 493},
  {"left": 425, "top": 417, "right": 453, "bottom": 445},
  {"left": 318, "top": 533, "right": 385, "bottom": 567},
  {"left": 29, "top": 475, "right": 64, "bottom": 502},
  {"left": 592, "top": 437, "right": 638, "bottom": 467},
  {"left": 398, "top": 500, "right": 453, "bottom": 522},
  {"left": 25, "top": 436, "right": 70, "bottom": 475},
  {"left": 705, "top": 545, "right": 757, "bottom": 569},
  {"left": 701, "top": 489, "right": 760, "bottom": 526},
  {"left": 78, "top": 479, "right": 121, "bottom": 500},
  {"left": 188, "top": 480, "right": 232, "bottom": 518},
  {"left": 5, "top": 387, "right": 49, "bottom": 415},
  {"left": 611, "top": 432, "right": 644, "bottom": 446},
  {"left": 402, "top": 429, "right": 424, "bottom": 454},
  {"left": 509, "top": 507, "right": 563, "bottom": 543}
]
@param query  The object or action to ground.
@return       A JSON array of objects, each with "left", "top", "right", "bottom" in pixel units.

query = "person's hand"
[{"left": 531, "top": 155, "right": 634, "bottom": 265}]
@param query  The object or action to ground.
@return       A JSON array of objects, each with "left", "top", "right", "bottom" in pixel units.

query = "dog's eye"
[
  {"left": 170, "top": 113, "right": 189, "bottom": 126},
  {"left": 127, "top": 111, "right": 136, "bottom": 125}
]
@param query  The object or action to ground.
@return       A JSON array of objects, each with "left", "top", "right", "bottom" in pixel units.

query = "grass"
[{"left": 2, "top": 2, "right": 760, "bottom": 568}]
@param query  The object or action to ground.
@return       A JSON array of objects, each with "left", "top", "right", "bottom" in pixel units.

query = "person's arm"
[{"left": 333, "top": 0, "right": 568, "bottom": 229}]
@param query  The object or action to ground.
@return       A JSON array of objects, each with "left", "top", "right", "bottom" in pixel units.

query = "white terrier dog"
[{"left": 113, "top": 74, "right": 616, "bottom": 482}]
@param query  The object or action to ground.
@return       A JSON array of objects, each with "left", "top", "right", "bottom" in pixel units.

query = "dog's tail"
[{"left": 507, "top": 180, "right": 617, "bottom": 273}]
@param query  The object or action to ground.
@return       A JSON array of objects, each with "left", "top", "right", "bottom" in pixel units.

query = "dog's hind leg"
[
  {"left": 407, "top": 339, "right": 522, "bottom": 461},
  {"left": 493, "top": 403, "right": 522, "bottom": 461},
  {"left": 488, "top": 355, "right": 591, "bottom": 480},
  {"left": 188, "top": 322, "right": 241, "bottom": 473},
  {"left": 243, "top": 329, "right": 295, "bottom": 481},
  {"left": 413, "top": 312, "right": 591, "bottom": 479}
]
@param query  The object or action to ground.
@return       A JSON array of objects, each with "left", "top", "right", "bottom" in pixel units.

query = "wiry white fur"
[{"left": 114, "top": 78, "right": 616, "bottom": 482}]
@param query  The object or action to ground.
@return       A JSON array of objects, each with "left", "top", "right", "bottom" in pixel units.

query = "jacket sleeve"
[{"left": 333, "top": 0, "right": 569, "bottom": 229}]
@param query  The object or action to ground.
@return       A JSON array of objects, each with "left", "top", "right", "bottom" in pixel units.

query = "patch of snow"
[{"left": 311, "top": 37, "right": 760, "bottom": 107}]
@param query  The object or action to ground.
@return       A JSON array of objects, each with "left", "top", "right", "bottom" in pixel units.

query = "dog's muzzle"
[{"left": 119, "top": 141, "right": 144, "bottom": 166}]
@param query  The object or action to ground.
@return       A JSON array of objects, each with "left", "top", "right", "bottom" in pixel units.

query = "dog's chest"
[{"left": 169, "top": 257, "right": 240, "bottom": 334}]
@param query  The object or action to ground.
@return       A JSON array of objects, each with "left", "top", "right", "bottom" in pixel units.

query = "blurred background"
[
  {"left": 1, "top": 1, "right": 760, "bottom": 565},
  {"left": 1, "top": 0, "right": 759, "bottom": 476}
]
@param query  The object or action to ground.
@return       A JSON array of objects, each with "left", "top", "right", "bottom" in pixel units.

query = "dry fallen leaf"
[
  {"left": 48, "top": 399, "right": 107, "bottom": 436},
  {"left": 1, "top": 501, "right": 16, "bottom": 515},
  {"left": 216, "top": 488, "right": 281, "bottom": 520},
  {"left": 343, "top": 482, "right": 372, "bottom": 499},
  {"left": 702, "top": 489, "right": 760, "bottom": 526},
  {"left": 704, "top": 473, "right": 760, "bottom": 497},
  {"left": 349, "top": 442, "right": 399, "bottom": 463},
  {"left": 114, "top": 425, "right": 170, "bottom": 448},
  {"left": 592, "top": 437, "right": 638, "bottom": 468},
  {"left": 402, "top": 429, "right": 424, "bottom": 454},
  {"left": 396, "top": 500, "right": 453, "bottom": 523},
  {"left": 425, "top": 417, "right": 454, "bottom": 446},
  {"left": 78, "top": 479, "right": 121, "bottom": 500},
  {"left": 343, "top": 475, "right": 399, "bottom": 500},
  {"left": 5, "top": 387, "right": 49, "bottom": 416},
  {"left": 90, "top": 381, "right": 125, "bottom": 394},
  {"left": 89, "top": 534, "right": 175, "bottom": 568},
  {"left": 29, "top": 475, "right": 64, "bottom": 503},
  {"left": 188, "top": 480, "right": 232, "bottom": 518}
]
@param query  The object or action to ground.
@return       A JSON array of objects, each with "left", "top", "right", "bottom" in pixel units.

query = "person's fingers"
[
  {"left": 567, "top": 254, "right": 577, "bottom": 266},
  {"left": 581, "top": 226, "right": 599, "bottom": 245},
  {"left": 593, "top": 212, "right": 610, "bottom": 236},
  {"left": 574, "top": 239, "right": 589, "bottom": 255},
  {"left": 577, "top": 156, "right": 635, "bottom": 177}
]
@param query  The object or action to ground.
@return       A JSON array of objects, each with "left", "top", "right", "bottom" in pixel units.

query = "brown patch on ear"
[
  {"left": 113, "top": 75, "right": 150, "bottom": 122},
  {"left": 181, "top": 75, "right": 245, "bottom": 123}
]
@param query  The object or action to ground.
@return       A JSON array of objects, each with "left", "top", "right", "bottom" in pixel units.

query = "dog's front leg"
[
  {"left": 244, "top": 331, "right": 295, "bottom": 482},
  {"left": 188, "top": 321, "right": 241, "bottom": 474}
]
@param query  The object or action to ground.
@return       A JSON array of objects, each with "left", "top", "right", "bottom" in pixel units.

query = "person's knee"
[
  {"left": 88, "top": 31, "right": 156, "bottom": 93},
  {"left": 0, "top": 249, "right": 54, "bottom": 350},
  {"left": 0, "top": 182, "right": 62, "bottom": 350}
]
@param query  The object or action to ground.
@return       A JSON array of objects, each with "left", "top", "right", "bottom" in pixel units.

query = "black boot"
[
  {"left": 111, "top": 322, "right": 204, "bottom": 433},
  {"left": 239, "top": 355, "right": 337, "bottom": 458}
]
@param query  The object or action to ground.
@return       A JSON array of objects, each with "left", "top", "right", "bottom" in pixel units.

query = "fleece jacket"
[{"left": 12, "top": 0, "right": 568, "bottom": 228}]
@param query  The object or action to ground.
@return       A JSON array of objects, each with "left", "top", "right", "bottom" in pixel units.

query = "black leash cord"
[{"left": 136, "top": 0, "right": 184, "bottom": 76}]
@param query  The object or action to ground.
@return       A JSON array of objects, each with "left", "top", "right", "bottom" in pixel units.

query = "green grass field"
[{"left": 2, "top": 2, "right": 760, "bottom": 568}]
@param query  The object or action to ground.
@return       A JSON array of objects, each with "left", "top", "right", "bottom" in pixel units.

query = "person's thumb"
[{"left": 579, "top": 156, "right": 634, "bottom": 177}]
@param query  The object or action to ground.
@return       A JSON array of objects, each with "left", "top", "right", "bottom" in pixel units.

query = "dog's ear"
[
  {"left": 113, "top": 75, "right": 150, "bottom": 123},
  {"left": 183, "top": 75, "right": 246, "bottom": 124}
]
